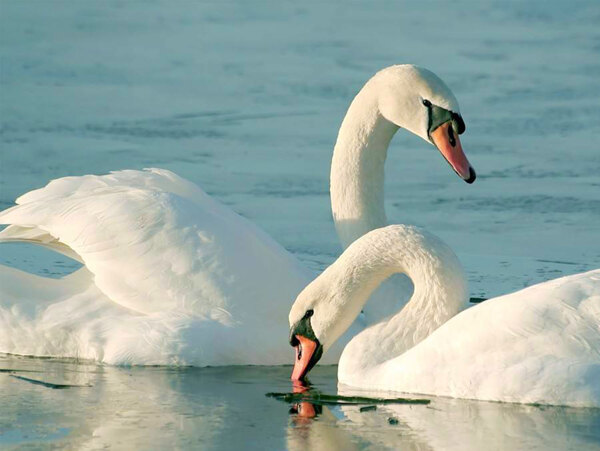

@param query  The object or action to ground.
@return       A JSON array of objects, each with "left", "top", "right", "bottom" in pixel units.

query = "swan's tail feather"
[
  {"left": 0, "top": 264, "right": 100, "bottom": 359},
  {"left": 0, "top": 264, "right": 204, "bottom": 365},
  {"left": 0, "top": 264, "right": 177, "bottom": 364},
  {"left": 0, "top": 225, "right": 84, "bottom": 262}
]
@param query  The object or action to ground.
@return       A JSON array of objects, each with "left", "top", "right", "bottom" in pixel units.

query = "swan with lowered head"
[
  {"left": 289, "top": 225, "right": 600, "bottom": 407},
  {"left": 0, "top": 65, "right": 474, "bottom": 365}
]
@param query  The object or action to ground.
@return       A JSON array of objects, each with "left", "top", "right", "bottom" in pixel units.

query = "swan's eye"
[
  {"left": 422, "top": 99, "right": 431, "bottom": 107},
  {"left": 304, "top": 309, "right": 314, "bottom": 319}
]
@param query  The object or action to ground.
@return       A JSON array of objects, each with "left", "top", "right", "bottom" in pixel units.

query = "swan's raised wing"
[{"left": 0, "top": 169, "right": 310, "bottom": 320}]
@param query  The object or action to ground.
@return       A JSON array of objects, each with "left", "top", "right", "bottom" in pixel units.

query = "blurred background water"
[{"left": 1, "top": 1, "right": 599, "bottom": 449}]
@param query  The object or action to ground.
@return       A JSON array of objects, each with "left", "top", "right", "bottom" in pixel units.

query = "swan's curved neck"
[
  {"left": 326, "top": 226, "right": 467, "bottom": 370},
  {"left": 330, "top": 86, "right": 399, "bottom": 249}
]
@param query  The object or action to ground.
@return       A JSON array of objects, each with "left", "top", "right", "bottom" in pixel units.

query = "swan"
[
  {"left": 0, "top": 65, "right": 474, "bottom": 365},
  {"left": 288, "top": 225, "right": 600, "bottom": 407}
]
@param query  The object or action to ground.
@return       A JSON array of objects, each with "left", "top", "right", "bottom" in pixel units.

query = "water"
[
  {"left": 1, "top": 355, "right": 599, "bottom": 451},
  {"left": 1, "top": 0, "right": 599, "bottom": 449}
]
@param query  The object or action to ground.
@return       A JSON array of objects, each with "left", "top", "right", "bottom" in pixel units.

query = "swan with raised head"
[
  {"left": 330, "top": 64, "right": 473, "bottom": 325},
  {"left": 0, "top": 65, "right": 474, "bottom": 365},
  {"left": 288, "top": 225, "right": 600, "bottom": 407}
]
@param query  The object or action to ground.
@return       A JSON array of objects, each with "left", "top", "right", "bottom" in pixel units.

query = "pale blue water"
[
  {"left": 1, "top": 1, "right": 599, "bottom": 449},
  {"left": 2, "top": 355, "right": 599, "bottom": 451}
]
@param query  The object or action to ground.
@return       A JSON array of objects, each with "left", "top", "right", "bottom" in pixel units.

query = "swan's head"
[
  {"left": 288, "top": 283, "right": 327, "bottom": 382},
  {"left": 374, "top": 65, "right": 475, "bottom": 183},
  {"left": 288, "top": 250, "right": 372, "bottom": 381}
]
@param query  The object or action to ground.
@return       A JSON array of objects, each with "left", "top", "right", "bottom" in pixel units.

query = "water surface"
[{"left": 1, "top": 355, "right": 599, "bottom": 451}]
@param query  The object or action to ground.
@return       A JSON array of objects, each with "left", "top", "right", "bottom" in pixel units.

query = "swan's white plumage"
[
  {"left": 292, "top": 225, "right": 600, "bottom": 407},
  {"left": 0, "top": 64, "right": 471, "bottom": 366},
  {"left": 0, "top": 169, "right": 314, "bottom": 365},
  {"left": 345, "top": 269, "right": 600, "bottom": 407},
  {"left": 330, "top": 65, "right": 466, "bottom": 326},
  {"left": 1, "top": 168, "right": 310, "bottom": 317}
]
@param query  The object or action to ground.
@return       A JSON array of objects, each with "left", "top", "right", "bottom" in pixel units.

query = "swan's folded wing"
[
  {"left": 380, "top": 269, "right": 600, "bottom": 406},
  {"left": 0, "top": 169, "right": 309, "bottom": 319}
]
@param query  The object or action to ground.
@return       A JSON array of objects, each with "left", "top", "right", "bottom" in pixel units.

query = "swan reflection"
[
  {"left": 2, "top": 358, "right": 598, "bottom": 450},
  {"left": 285, "top": 380, "right": 600, "bottom": 451},
  {"left": 287, "top": 381, "right": 359, "bottom": 451}
]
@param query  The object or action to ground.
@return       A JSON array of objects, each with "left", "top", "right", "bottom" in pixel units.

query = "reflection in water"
[
  {"left": 1, "top": 356, "right": 599, "bottom": 450},
  {"left": 335, "top": 384, "right": 600, "bottom": 451},
  {"left": 283, "top": 377, "right": 600, "bottom": 451},
  {"left": 0, "top": 355, "right": 228, "bottom": 450},
  {"left": 289, "top": 380, "right": 321, "bottom": 420},
  {"left": 0, "top": 355, "right": 289, "bottom": 450},
  {"left": 287, "top": 381, "right": 358, "bottom": 451},
  {"left": 288, "top": 405, "right": 360, "bottom": 451}
]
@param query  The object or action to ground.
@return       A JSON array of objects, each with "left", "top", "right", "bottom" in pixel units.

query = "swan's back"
[{"left": 368, "top": 269, "right": 600, "bottom": 407}]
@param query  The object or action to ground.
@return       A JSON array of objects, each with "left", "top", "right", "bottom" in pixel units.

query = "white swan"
[
  {"left": 288, "top": 225, "right": 600, "bottom": 407},
  {"left": 330, "top": 64, "right": 473, "bottom": 326},
  {"left": 0, "top": 65, "right": 474, "bottom": 365}
]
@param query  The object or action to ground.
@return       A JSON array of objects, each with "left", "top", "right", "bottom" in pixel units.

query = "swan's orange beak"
[
  {"left": 291, "top": 335, "right": 321, "bottom": 381},
  {"left": 431, "top": 121, "right": 476, "bottom": 183}
]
